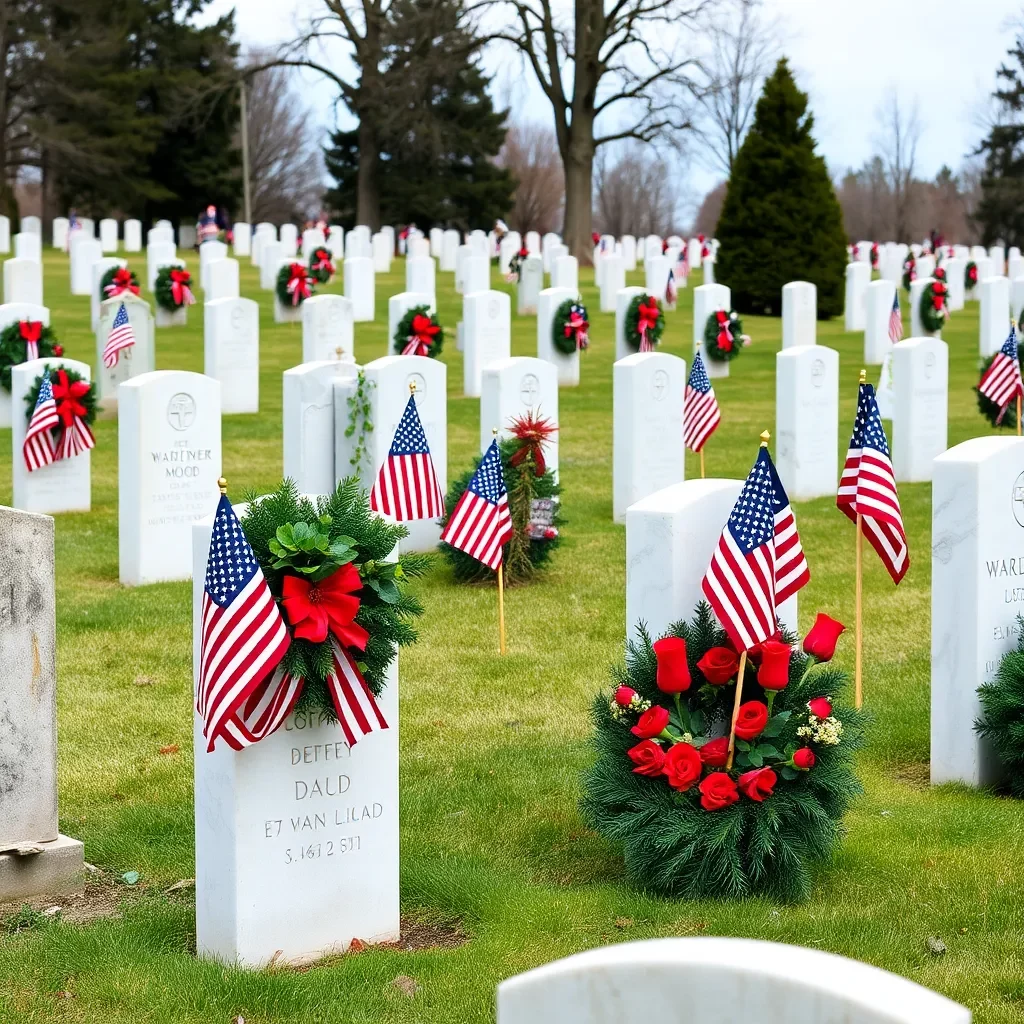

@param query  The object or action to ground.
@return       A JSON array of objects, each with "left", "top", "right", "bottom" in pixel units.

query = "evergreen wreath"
[
  {"left": 98, "top": 265, "right": 140, "bottom": 301},
  {"left": 276, "top": 262, "right": 314, "bottom": 307},
  {"left": 552, "top": 298, "right": 589, "bottom": 355},
  {"left": 0, "top": 320, "right": 61, "bottom": 392},
  {"left": 506, "top": 246, "right": 529, "bottom": 283},
  {"left": 581, "top": 604, "right": 864, "bottom": 902},
  {"left": 976, "top": 616, "right": 1024, "bottom": 797},
  {"left": 625, "top": 293, "right": 664, "bottom": 351},
  {"left": 703, "top": 309, "right": 745, "bottom": 362},
  {"left": 393, "top": 304, "right": 444, "bottom": 358},
  {"left": 24, "top": 366, "right": 97, "bottom": 428},
  {"left": 975, "top": 351, "right": 1024, "bottom": 429},
  {"left": 902, "top": 255, "right": 917, "bottom": 292},
  {"left": 919, "top": 279, "right": 949, "bottom": 333},
  {"left": 154, "top": 266, "right": 196, "bottom": 311},
  {"left": 441, "top": 428, "right": 563, "bottom": 585},
  {"left": 308, "top": 246, "right": 336, "bottom": 284},
  {"left": 870, "top": 243, "right": 879, "bottom": 270},
  {"left": 239, "top": 479, "right": 431, "bottom": 720},
  {"left": 965, "top": 260, "right": 979, "bottom": 292}
]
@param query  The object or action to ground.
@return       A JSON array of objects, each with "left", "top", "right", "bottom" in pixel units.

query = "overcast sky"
[{"left": 204, "top": 0, "right": 1020, "bottom": 203}]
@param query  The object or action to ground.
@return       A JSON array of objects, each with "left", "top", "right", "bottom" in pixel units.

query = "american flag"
[
  {"left": 440, "top": 439, "right": 514, "bottom": 570},
  {"left": 701, "top": 446, "right": 782, "bottom": 652},
  {"left": 198, "top": 494, "right": 291, "bottom": 752},
  {"left": 888, "top": 290, "right": 903, "bottom": 344},
  {"left": 766, "top": 453, "right": 810, "bottom": 603},
  {"left": 683, "top": 352, "right": 720, "bottom": 452},
  {"left": 23, "top": 370, "right": 58, "bottom": 472},
  {"left": 837, "top": 382, "right": 909, "bottom": 584},
  {"left": 370, "top": 394, "right": 444, "bottom": 521},
  {"left": 665, "top": 268, "right": 677, "bottom": 306},
  {"left": 978, "top": 324, "right": 1023, "bottom": 424},
  {"left": 102, "top": 302, "right": 135, "bottom": 369}
]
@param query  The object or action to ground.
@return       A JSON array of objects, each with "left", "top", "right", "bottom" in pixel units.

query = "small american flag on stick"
[
  {"left": 683, "top": 351, "right": 720, "bottom": 453},
  {"left": 440, "top": 439, "right": 513, "bottom": 571},
  {"left": 23, "top": 370, "right": 58, "bottom": 472},
  {"left": 370, "top": 393, "right": 444, "bottom": 521},
  {"left": 103, "top": 302, "right": 136, "bottom": 369},
  {"left": 888, "top": 290, "right": 903, "bottom": 344},
  {"left": 978, "top": 324, "right": 1023, "bottom": 425}
]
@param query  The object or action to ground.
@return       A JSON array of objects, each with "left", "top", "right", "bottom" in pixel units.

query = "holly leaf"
[{"left": 780, "top": 765, "right": 799, "bottom": 780}]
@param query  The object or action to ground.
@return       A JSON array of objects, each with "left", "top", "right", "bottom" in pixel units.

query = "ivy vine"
[{"left": 345, "top": 368, "right": 376, "bottom": 471}]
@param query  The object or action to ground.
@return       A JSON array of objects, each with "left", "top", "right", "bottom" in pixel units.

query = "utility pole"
[{"left": 239, "top": 78, "right": 252, "bottom": 223}]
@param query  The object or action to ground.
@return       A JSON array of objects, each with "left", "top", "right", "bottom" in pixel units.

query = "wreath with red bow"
[
  {"left": 902, "top": 254, "right": 917, "bottom": 292},
  {"left": 702, "top": 309, "right": 745, "bottom": 362},
  {"left": 625, "top": 294, "right": 665, "bottom": 352},
  {"left": 965, "top": 260, "right": 979, "bottom": 291},
  {"left": 308, "top": 246, "right": 336, "bottom": 284},
  {"left": 276, "top": 262, "right": 315, "bottom": 307},
  {"left": 977, "top": 347, "right": 1024, "bottom": 429},
  {"left": 236, "top": 479, "right": 430, "bottom": 725},
  {"left": 0, "top": 320, "right": 62, "bottom": 391},
  {"left": 393, "top": 305, "right": 444, "bottom": 358},
  {"left": 581, "top": 603, "right": 864, "bottom": 901},
  {"left": 870, "top": 243, "right": 879, "bottom": 270},
  {"left": 920, "top": 278, "right": 949, "bottom": 333},
  {"left": 552, "top": 298, "right": 590, "bottom": 355},
  {"left": 99, "top": 265, "right": 140, "bottom": 302},
  {"left": 154, "top": 265, "right": 197, "bottom": 312},
  {"left": 24, "top": 366, "right": 97, "bottom": 461},
  {"left": 506, "top": 246, "right": 530, "bottom": 283}
]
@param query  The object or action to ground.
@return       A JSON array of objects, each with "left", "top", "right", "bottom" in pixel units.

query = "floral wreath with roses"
[
  {"left": 580, "top": 602, "right": 864, "bottom": 901},
  {"left": 702, "top": 309, "right": 746, "bottom": 362},
  {"left": 902, "top": 254, "right": 917, "bottom": 292}
]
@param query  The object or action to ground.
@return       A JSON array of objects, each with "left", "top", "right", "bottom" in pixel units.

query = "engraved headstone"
[
  {"left": 387, "top": 292, "right": 433, "bottom": 352},
  {"left": 480, "top": 357, "right": 559, "bottom": 479},
  {"left": 891, "top": 336, "right": 948, "bottom": 482},
  {"left": 205, "top": 297, "right": 259, "bottom": 413},
  {"left": 344, "top": 257, "right": 375, "bottom": 322},
  {"left": 537, "top": 287, "right": 580, "bottom": 386},
  {"left": 303, "top": 294, "right": 355, "bottom": 364},
  {"left": 463, "top": 290, "right": 511, "bottom": 397}
]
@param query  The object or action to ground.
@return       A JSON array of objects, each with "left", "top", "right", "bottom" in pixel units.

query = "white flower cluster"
[
  {"left": 609, "top": 692, "right": 652, "bottom": 723},
  {"left": 796, "top": 714, "right": 843, "bottom": 746}
]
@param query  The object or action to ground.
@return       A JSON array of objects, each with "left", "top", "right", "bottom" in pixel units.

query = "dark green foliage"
[
  {"left": 977, "top": 617, "right": 1024, "bottom": 796},
  {"left": 308, "top": 248, "right": 335, "bottom": 285},
  {"left": 902, "top": 257, "right": 916, "bottom": 293},
  {"left": 975, "top": 351, "right": 1023, "bottom": 428},
  {"left": 580, "top": 603, "right": 865, "bottom": 902},
  {"left": 715, "top": 59, "right": 847, "bottom": 319},
  {"left": 919, "top": 283, "right": 946, "bottom": 334},
  {"left": 153, "top": 265, "right": 194, "bottom": 312},
  {"left": 0, "top": 322, "right": 60, "bottom": 392},
  {"left": 239, "top": 480, "right": 431, "bottom": 718},
  {"left": 703, "top": 310, "right": 745, "bottom": 362},
  {"left": 24, "top": 367, "right": 97, "bottom": 427},
  {"left": 392, "top": 305, "right": 444, "bottom": 358},
  {"left": 441, "top": 439, "right": 562, "bottom": 585},
  {"left": 551, "top": 299, "right": 589, "bottom": 355},
  {"left": 624, "top": 294, "right": 664, "bottom": 351},
  {"left": 275, "top": 263, "right": 313, "bottom": 308}
]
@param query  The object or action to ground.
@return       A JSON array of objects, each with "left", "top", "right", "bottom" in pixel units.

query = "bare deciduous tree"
[
  {"left": 874, "top": 88, "right": 923, "bottom": 243},
  {"left": 592, "top": 143, "right": 676, "bottom": 238},
  {"left": 497, "top": 122, "right": 564, "bottom": 234}
]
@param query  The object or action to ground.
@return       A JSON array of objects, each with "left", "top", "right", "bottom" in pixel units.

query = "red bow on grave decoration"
[
  {"left": 286, "top": 263, "right": 313, "bottom": 306},
  {"left": 313, "top": 248, "right": 334, "bottom": 273},
  {"left": 931, "top": 281, "right": 948, "bottom": 315},
  {"left": 637, "top": 298, "right": 660, "bottom": 352},
  {"left": 508, "top": 411, "right": 558, "bottom": 478},
  {"left": 19, "top": 319, "right": 42, "bottom": 360},
  {"left": 280, "top": 563, "right": 370, "bottom": 649},
  {"left": 50, "top": 369, "right": 95, "bottom": 460},
  {"left": 565, "top": 307, "right": 589, "bottom": 351},
  {"left": 701, "top": 244, "right": 711, "bottom": 260},
  {"left": 402, "top": 312, "right": 440, "bottom": 356},
  {"left": 715, "top": 309, "right": 734, "bottom": 352},
  {"left": 104, "top": 267, "right": 139, "bottom": 299},
  {"left": 968, "top": 265, "right": 978, "bottom": 284},
  {"left": 170, "top": 268, "right": 195, "bottom": 307}
]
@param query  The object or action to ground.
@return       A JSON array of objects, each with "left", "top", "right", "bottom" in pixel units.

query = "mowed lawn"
[{"left": 1, "top": 249, "right": 1023, "bottom": 1024}]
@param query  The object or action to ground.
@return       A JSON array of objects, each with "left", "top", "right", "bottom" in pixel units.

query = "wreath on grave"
[
  {"left": 99, "top": 265, "right": 140, "bottom": 301},
  {"left": 976, "top": 616, "right": 1024, "bottom": 797},
  {"left": 23, "top": 366, "right": 97, "bottom": 461},
  {"left": 919, "top": 278, "right": 949, "bottom": 333},
  {"left": 393, "top": 305, "right": 444, "bottom": 358},
  {"left": 506, "top": 245, "right": 529, "bottom": 283},
  {"left": 625, "top": 294, "right": 664, "bottom": 352},
  {"left": 870, "top": 242, "right": 879, "bottom": 270},
  {"left": 308, "top": 246, "right": 335, "bottom": 284},
  {"left": 552, "top": 298, "right": 589, "bottom": 355},
  {"left": 581, "top": 605, "right": 865, "bottom": 902},
  {"left": 0, "top": 320, "right": 62, "bottom": 391},
  {"left": 703, "top": 309, "right": 745, "bottom": 362},
  {"left": 238, "top": 478, "right": 431, "bottom": 723},
  {"left": 154, "top": 266, "right": 196, "bottom": 311},
  {"left": 902, "top": 254, "right": 917, "bottom": 292},
  {"left": 277, "top": 262, "right": 314, "bottom": 307},
  {"left": 442, "top": 415, "right": 563, "bottom": 586},
  {"left": 965, "top": 260, "right": 979, "bottom": 292},
  {"left": 975, "top": 349, "right": 1024, "bottom": 428}
]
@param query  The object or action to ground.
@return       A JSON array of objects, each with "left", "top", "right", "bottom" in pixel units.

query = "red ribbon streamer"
[
  {"left": 637, "top": 298, "right": 659, "bottom": 352},
  {"left": 401, "top": 312, "right": 440, "bottom": 356},
  {"left": 564, "top": 310, "right": 589, "bottom": 351},
  {"left": 286, "top": 264, "right": 312, "bottom": 306},
  {"left": 104, "top": 268, "right": 140, "bottom": 298},
  {"left": 50, "top": 369, "right": 95, "bottom": 460},
  {"left": 169, "top": 268, "right": 195, "bottom": 307},
  {"left": 19, "top": 319, "right": 42, "bottom": 361}
]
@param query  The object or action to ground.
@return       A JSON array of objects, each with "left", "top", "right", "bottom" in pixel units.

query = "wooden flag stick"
[
  {"left": 725, "top": 650, "right": 748, "bottom": 771},
  {"left": 699, "top": 448, "right": 705, "bottom": 478}
]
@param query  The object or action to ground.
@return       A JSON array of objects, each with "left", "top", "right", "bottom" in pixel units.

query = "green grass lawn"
[{"left": 1, "top": 249, "right": 1023, "bottom": 1023}]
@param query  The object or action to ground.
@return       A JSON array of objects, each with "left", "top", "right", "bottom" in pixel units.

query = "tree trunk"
[
  {"left": 562, "top": 143, "right": 594, "bottom": 264},
  {"left": 356, "top": 112, "right": 380, "bottom": 230}
]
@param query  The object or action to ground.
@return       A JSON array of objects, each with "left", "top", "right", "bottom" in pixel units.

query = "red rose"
[
  {"left": 661, "top": 742, "right": 702, "bottom": 791},
  {"left": 808, "top": 697, "right": 832, "bottom": 720},
  {"left": 757, "top": 640, "right": 791, "bottom": 691},
  {"left": 699, "top": 736, "right": 729, "bottom": 767},
  {"left": 614, "top": 685, "right": 636, "bottom": 707},
  {"left": 627, "top": 739, "right": 666, "bottom": 777},
  {"left": 699, "top": 772, "right": 739, "bottom": 811},
  {"left": 697, "top": 647, "right": 739, "bottom": 685},
  {"left": 733, "top": 701, "right": 768, "bottom": 740},
  {"left": 631, "top": 705, "right": 669, "bottom": 739},
  {"left": 653, "top": 636, "right": 691, "bottom": 693},
  {"left": 803, "top": 613, "right": 845, "bottom": 661},
  {"left": 738, "top": 766, "right": 777, "bottom": 802},
  {"left": 793, "top": 747, "right": 816, "bottom": 770}
]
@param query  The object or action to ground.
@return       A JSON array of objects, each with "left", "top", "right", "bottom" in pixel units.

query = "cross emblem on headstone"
[
  {"left": 520, "top": 374, "right": 540, "bottom": 405},
  {"left": 167, "top": 393, "right": 197, "bottom": 431},
  {"left": 651, "top": 369, "right": 669, "bottom": 401}
]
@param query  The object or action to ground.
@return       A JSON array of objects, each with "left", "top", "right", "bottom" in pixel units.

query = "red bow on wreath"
[
  {"left": 564, "top": 308, "right": 589, "bottom": 351},
  {"left": 313, "top": 248, "right": 334, "bottom": 273},
  {"left": 931, "top": 281, "right": 949, "bottom": 317},
  {"left": 715, "top": 309, "right": 734, "bottom": 352},
  {"left": 402, "top": 312, "right": 440, "bottom": 356},
  {"left": 286, "top": 263, "right": 312, "bottom": 306},
  {"left": 637, "top": 298, "right": 660, "bottom": 352},
  {"left": 968, "top": 265, "right": 978, "bottom": 284},
  {"left": 50, "top": 369, "right": 96, "bottom": 460},
  {"left": 104, "top": 267, "right": 139, "bottom": 299},
  {"left": 19, "top": 319, "right": 42, "bottom": 361},
  {"left": 169, "top": 268, "right": 195, "bottom": 307}
]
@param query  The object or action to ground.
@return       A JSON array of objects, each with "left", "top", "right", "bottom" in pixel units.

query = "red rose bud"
[
  {"left": 803, "top": 613, "right": 845, "bottom": 662},
  {"left": 699, "top": 772, "right": 740, "bottom": 812},
  {"left": 627, "top": 739, "right": 666, "bottom": 777},
  {"left": 734, "top": 701, "right": 769, "bottom": 741},
  {"left": 614, "top": 686, "right": 637, "bottom": 707},
  {"left": 738, "top": 766, "right": 777, "bottom": 802},
  {"left": 662, "top": 742, "right": 702, "bottom": 791},
  {"left": 793, "top": 747, "right": 816, "bottom": 770},
  {"left": 699, "top": 736, "right": 729, "bottom": 767},
  {"left": 757, "top": 640, "right": 792, "bottom": 690},
  {"left": 53, "top": 344, "right": 64, "bottom": 356},
  {"left": 653, "top": 636, "right": 691, "bottom": 693},
  {"left": 697, "top": 647, "right": 740, "bottom": 685},
  {"left": 631, "top": 705, "right": 670, "bottom": 739},
  {"left": 808, "top": 696, "right": 832, "bottom": 720}
]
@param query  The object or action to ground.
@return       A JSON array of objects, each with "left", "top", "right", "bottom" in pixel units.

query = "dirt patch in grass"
[
  {"left": 891, "top": 760, "right": 931, "bottom": 790},
  {"left": 1, "top": 875, "right": 141, "bottom": 928}
]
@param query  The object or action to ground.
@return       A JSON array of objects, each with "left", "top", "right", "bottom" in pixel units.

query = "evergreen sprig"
[
  {"left": 0, "top": 322, "right": 61, "bottom": 392},
  {"left": 580, "top": 602, "right": 865, "bottom": 902},
  {"left": 24, "top": 367, "right": 97, "bottom": 427},
  {"left": 976, "top": 616, "right": 1024, "bottom": 796}
]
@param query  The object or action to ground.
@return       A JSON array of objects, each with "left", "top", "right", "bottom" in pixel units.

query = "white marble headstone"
[
  {"left": 206, "top": 258, "right": 240, "bottom": 301},
  {"left": 551, "top": 255, "right": 578, "bottom": 293},
  {"left": 279, "top": 223, "right": 299, "bottom": 256},
  {"left": 387, "top": 292, "right": 434, "bottom": 353},
  {"left": 258, "top": 243, "right": 284, "bottom": 290},
  {"left": 147, "top": 241, "right": 177, "bottom": 292},
  {"left": 372, "top": 232, "right": 391, "bottom": 273},
  {"left": 600, "top": 254, "right": 625, "bottom": 313},
  {"left": 233, "top": 222, "right": 252, "bottom": 258},
  {"left": 864, "top": 279, "right": 897, "bottom": 365},
  {"left": 99, "top": 219, "right": 119, "bottom": 253},
  {"left": 123, "top": 219, "right": 142, "bottom": 252},
  {"left": 845, "top": 262, "right": 870, "bottom": 332},
  {"left": 782, "top": 281, "right": 816, "bottom": 348},
  {"left": 979, "top": 277, "right": 1010, "bottom": 357},
  {"left": 90, "top": 257, "right": 127, "bottom": 330},
  {"left": 14, "top": 232, "right": 41, "bottom": 262},
  {"left": 3, "top": 257, "right": 43, "bottom": 306},
  {"left": 614, "top": 287, "right": 648, "bottom": 362},
  {"left": 95, "top": 295, "right": 155, "bottom": 403},
  {"left": 693, "top": 284, "right": 731, "bottom": 380},
  {"left": 480, "top": 357, "right": 559, "bottom": 478},
  {"left": 537, "top": 287, "right": 580, "bottom": 387},
  {"left": 51, "top": 217, "right": 68, "bottom": 251},
  {"left": 891, "top": 337, "right": 948, "bottom": 483},
  {"left": 405, "top": 257, "right": 436, "bottom": 303},
  {"left": 303, "top": 294, "right": 355, "bottom": 364},
  {"left": 344, "top": 257, "right": 375, "bottom": 322},
  {"left": 204, "top": 297, "right": 259, "bottom": 414},
  {"left": 463, "top": 290, "right": 511, "bottom": 398},
  {"left": 517, "top": 256, "right": 543, "bottom": 316},
  {"left": 944, "top": 257, "right": 965, "bottom": 311}
]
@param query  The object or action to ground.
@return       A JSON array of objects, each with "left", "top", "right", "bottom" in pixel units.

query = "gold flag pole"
[
  {"left": 726, "top": 428, "right": 770, "bottom": 770},
  {"left": 493, "top": 427, "right": 507, "bottom": 655},
  {"left": 855, "top": 369, "right": 866, "bottom": 709},
  {"left": 700, "top": 449, "right": 706, "bottom": 479},
  {"left": 218, "top": 476, "right": 227, "bottom": 496}
]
